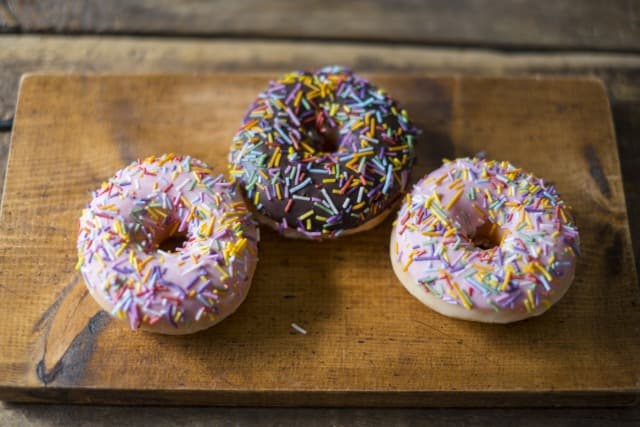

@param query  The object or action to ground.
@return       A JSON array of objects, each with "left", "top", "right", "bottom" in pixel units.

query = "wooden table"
[{"left": 0, "top": 1, "right": 639, "bottom": 425}]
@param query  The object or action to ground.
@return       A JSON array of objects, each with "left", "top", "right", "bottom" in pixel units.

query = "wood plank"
[
  {"left": 1, "top": 36, "right": 637, "bottom": 122},
  {"left": 1, "top": 37, "right": 639, "bottom": 125},
  {"left": 2, "top": 403, "right": 640, "bottom": 426},
  {"left": 0, "top": 73, "right": 638, "bottom": 406},
  {"left": 3, "top": 0, "right": 640, "bottom": 52}
]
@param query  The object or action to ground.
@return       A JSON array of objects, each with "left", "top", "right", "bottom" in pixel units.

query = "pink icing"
[
  {"left": 77, "top": 154, "right": 259, "bottom": 333},
  {"left": 393, "top": 157, "right": 580, "bottom": 315}
]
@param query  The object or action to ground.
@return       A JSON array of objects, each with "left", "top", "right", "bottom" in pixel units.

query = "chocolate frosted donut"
[{"left": 229, "top": 66, "right": 419, "bottom": 239}]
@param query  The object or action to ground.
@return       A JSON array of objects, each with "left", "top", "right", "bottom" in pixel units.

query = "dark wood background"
[{"left": 0, "top": 0, "right": 638, "bottom": 425}]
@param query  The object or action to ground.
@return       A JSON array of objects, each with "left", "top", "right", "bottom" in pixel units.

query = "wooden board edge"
[
  {"left": 0, "top": 72, "right": 35, "bottom": 222},
  {"left": 592, "top": 76, "right": 640, "bottom": 290},
  {"left": 0, "top": 387, "right": 638, "bottom": 407}
]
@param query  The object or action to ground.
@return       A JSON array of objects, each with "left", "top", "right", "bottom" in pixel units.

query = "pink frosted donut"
[
  {"left": 77, "top": 153, "right": 259, "bottom": 335},
  {"left": 391, "top": 157, "right": 580, "bottom": 323}
]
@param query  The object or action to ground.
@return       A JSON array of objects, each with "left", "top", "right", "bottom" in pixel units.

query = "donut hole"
[
  {"left": 306, "top": 126, "right": 339, "bottom": 153},
  {"left": 471, "top": 221, "right": 503, "bottom": 250},
  {"left": 157, "top": 232, "right": 189, "bottom": 253}
]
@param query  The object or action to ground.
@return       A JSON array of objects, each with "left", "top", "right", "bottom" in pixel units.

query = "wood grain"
[
  {"left": 0, "top": 73, "right": 638, "bottom": 406},
  {"left": 3, "top": 0, "right": 639, "bottom": 52}
]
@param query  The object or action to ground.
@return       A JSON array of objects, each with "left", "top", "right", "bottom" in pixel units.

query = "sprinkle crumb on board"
[{"left": 291, "top": 323, "right": 307, "bottom": 335}]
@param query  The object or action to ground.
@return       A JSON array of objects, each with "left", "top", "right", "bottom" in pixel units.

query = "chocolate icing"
[{"left": 229, "top": 66, "right": 419, "bottom": 239}]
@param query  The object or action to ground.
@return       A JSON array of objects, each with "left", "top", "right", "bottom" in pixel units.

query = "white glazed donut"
[
  {"left": 391, "top": 157, "right": 580, "bottom": 323},
  {"left": 77, "top": 153, "right": 259, "bottom": 334}
]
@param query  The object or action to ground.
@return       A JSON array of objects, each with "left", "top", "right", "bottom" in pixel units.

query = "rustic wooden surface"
[
  {"left": 0, "top": 73, "right": 637, "bottom": 407},
  {"left": 0, "top": 0, "right": 639, "bottom": 422},
  {"left": 0, "top": 37, "right": 638, "bottom": 425},
  {"left": 2, "top": 0, "right": 639, "bottom": 52}
]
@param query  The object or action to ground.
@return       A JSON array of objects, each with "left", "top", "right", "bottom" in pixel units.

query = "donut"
[
  {"left": 390, "top": 157, "right": 580, "bottom": 323},
  {"left": 76, "top": 153, "right": 259, "bottom": 335},
  {"left": 229, "top": 66, "right": 419, "bottom": 239}
]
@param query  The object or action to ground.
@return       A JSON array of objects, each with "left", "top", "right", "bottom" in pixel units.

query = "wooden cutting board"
[{"left": 0, "top": 73, "right": 638, "bottom": 407}]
